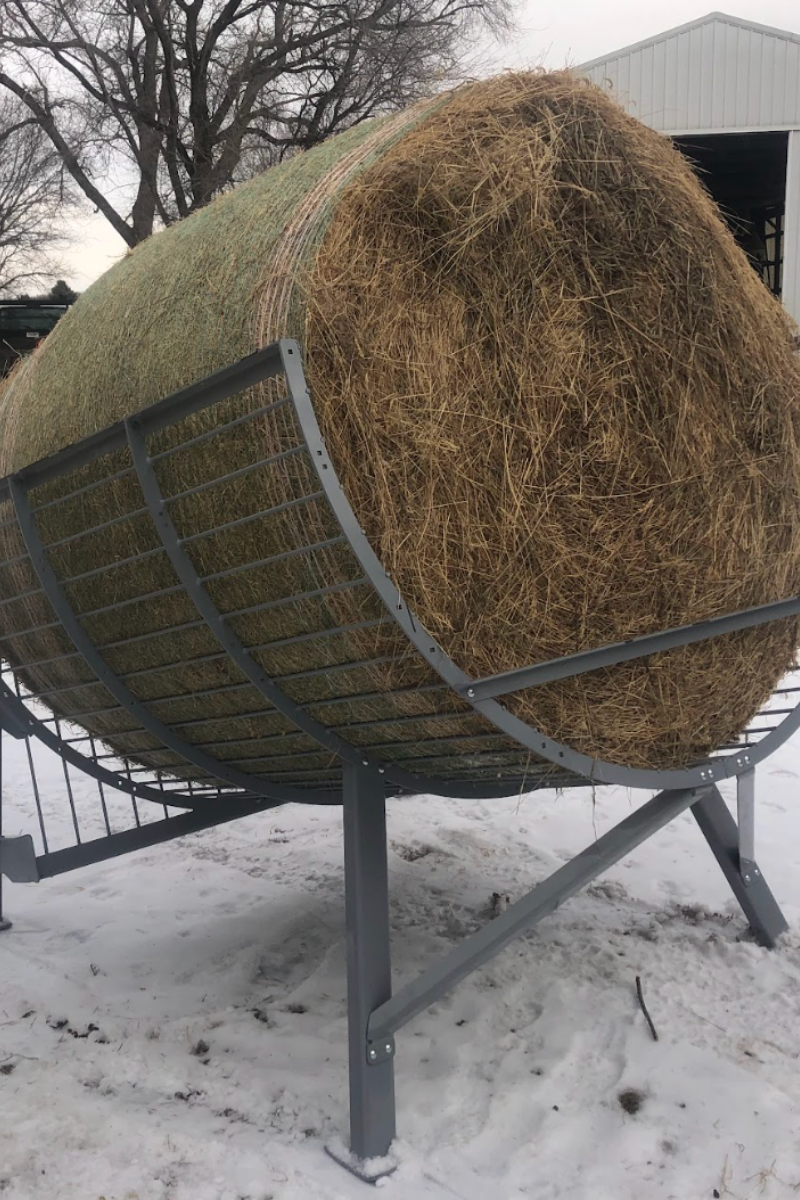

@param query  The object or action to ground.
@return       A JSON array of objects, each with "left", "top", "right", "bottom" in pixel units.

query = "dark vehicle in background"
[{"left": 0, "top": 300, "right": 72, "bottom": 377}]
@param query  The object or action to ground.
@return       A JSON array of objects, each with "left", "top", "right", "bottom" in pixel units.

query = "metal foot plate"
[{"left": 325, "top": 1138, "right": 398, "bottom": 1184}]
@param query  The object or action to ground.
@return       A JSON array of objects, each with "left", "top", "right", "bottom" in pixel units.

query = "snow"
[{"left": 1, "top": 722, "right": 800, "bottom": 1200}]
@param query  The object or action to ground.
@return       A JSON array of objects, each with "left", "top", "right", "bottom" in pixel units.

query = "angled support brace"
[
  {"left": 692, "top": 785, "right": 787, "bottom": 948},
  {"left": 368, "top": 786, "right": 706, "bottom": 1047},
  {"left": 34, "top": 803, "right": 273, "bottom": 878}
]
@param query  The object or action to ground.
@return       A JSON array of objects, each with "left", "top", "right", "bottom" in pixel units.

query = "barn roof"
[{"left": 580, "top": 12, "right": 800, "bottom": 134}]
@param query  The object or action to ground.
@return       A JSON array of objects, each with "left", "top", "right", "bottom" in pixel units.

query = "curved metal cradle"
[{"left": 0, "top": 338, "right": 797, "bottom": 805}]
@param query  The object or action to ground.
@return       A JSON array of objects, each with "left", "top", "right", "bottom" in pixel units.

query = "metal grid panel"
[
  {"left": 0, "top": 344, "right": 569, "bottom": 805},
  {"left": 0, "top": 665, "right": 278, "bottom": 881}
]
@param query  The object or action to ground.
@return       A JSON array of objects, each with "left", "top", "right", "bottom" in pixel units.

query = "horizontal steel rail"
[
  {"left": 462, "top": 596, "right": 800, "bottom": 701},
  {"left": 62, "top": 544, "right": 165, "bottom": 586},
  {"left": 179, "top": 490, "right": 324, "bottom": 544},
  {"left": 21, "top": 638, "right": 391, "bottom": 700},
  {"left": 0, "top": 585, "right": 43, "bottom": 610},
  {"left": 164, "top": 444, "right": 306, "bottom": 505},
  {"left": 149, "top": 393, "right": 292, "bottom": 462},
  {"left": 31, "top": 464, "right": 136, "bottom": 513},
  {"left": 0, "top": 343, "right": 286, "bottom": 498},
  {"left": 3, "top": 577, "right": 372, "bottom": 674},
  {"left": 44, "top": 505, "right": 150, "bottom": 551}
]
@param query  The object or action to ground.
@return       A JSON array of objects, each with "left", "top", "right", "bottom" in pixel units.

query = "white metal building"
[{"left": 581, "top": 12, "right": 800, "bottom": 322}]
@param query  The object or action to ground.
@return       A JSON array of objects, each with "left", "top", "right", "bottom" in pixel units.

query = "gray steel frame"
[
  {"left": 0, "top": 339, "right": 794, "bottom": 1177},
  {"left": 0, "top": 338, "right": 797, "bottom": 799},
  {"left": 334, "top": 767, "right": 787, "bottom": 1179}
]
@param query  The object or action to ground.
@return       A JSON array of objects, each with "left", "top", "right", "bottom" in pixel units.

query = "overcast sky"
[{"left": 63, "top": 2, "right": 800, "bottom": 290}]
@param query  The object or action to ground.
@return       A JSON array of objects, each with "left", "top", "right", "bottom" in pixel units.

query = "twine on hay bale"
[{"left": 1, "top": 70, "right": 800, "bottom": 783}]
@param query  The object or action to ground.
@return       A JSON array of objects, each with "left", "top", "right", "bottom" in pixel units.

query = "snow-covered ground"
[{"left": 1, "top": 724, "right": 800, "bottom": 1200}]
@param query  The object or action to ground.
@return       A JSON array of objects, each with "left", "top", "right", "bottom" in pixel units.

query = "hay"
[{"left": 1, "top": 70, "right": 800, "bottom": 785}]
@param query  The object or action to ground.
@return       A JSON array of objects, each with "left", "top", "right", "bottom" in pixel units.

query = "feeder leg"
[
  {"left": 692, "top": 785, "right": 787, "bottom": 948},
  {"left": 342, "top": 763, "right": 396, "bottom": 1165},
  {"left": 0, "top": 728, "right": 10, "bottom": 931}
]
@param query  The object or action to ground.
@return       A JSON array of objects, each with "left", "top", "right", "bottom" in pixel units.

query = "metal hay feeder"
[{"left": 0, "top": 340, "right": 794, "bottom": 1180}]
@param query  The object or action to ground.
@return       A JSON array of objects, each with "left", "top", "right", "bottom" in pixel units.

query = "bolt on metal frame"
[{"left": 0, "top": 339, "right": 794, "bottom": 1181}]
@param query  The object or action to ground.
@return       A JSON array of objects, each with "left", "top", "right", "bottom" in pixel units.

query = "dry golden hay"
[{"left": 1, "top": 69, "right": 800, "bottom": 787}]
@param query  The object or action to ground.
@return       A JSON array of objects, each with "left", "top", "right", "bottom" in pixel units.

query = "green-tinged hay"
[{"left": 1, "top": 69, "right": 800, "bottom": 786}]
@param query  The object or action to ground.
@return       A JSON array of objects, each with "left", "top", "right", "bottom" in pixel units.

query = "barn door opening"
[{"left": 674, "top": 131, "right": 790, "bottom": 298}]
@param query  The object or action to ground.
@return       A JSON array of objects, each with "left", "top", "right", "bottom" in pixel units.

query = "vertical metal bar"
[
  {"left": 0, "top": 722, "right": 9, "bottom": 930},
  {"left": 53, "top": 714, "right": 81, "bottom": 844},
  {"left": 157, "top": 770, "right": 169, "bottom": 819},
  {"left": 776, "top": 207, "right": 783, "bottom": 295},
  {"left": 24, "top": 734, "right": 48, "bottom": 854},
  {"left": 89, "top": 736, "right": 112, "bottom": 836},
  {"left": 11, "top": 675, "right": 49, "bottom": 854},
  {"left": 342, "top": 763, "right": 396, "bottom": 1161},
  {"left": 124, "top": 761, "right": 141, "bottom": 827},
  {"left": 692, "top": 786, "right": 788, "bottom": 949},
  {"left": 736, "top": 768, "right": 756, "bottom": 882}
]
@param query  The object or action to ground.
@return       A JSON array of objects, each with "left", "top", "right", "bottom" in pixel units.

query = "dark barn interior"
[{"left": 674, "top": 131, "right": 790, "bottom": 297}]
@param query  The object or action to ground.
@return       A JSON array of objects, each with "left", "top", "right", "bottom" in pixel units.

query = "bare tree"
[
  {"left": 0, "top": 91, "right": 71, "bottom": 294},
  {"left": 0, "top": 0, "right": 511, "bottom": 248}
]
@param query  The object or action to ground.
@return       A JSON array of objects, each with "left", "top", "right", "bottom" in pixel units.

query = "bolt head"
[
  {"left": 467, "top": 688, "right": 475, "bottom": 698},
  {"left": 368, "top": 1049, "right": 377, "bottom": 1060},
  {"left": 385, "top": 1043, "right": 392, "bottom": 1054}
]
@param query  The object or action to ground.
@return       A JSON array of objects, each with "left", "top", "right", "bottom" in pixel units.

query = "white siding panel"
[
  {"left": 664, "top": 34, "right": 678, "bottom": 130},
  {"left": 686, "top": 29, "right": 703, "bottom": 129},
  {"left": 701, "top": 21, "right": 716, "bottom": 129},
  {"left": 583, "top": 16, "right": 800, "bottom": 134},
  {"left": 734, "top": 25, "right": 751, "bottom": 128},
  {"left": 783, "top": 131, "right": 800, "bottom": 326},
  {"left": 749, "top": 31, "right": 763, "bottom": 128},
  {"left": 711, "top": 21, "right": 726, "bottom": 127},
  {"left": 785, "top": 42, "right": 800, "bottom": 124},
  {"left": 672, "top": 34, "right": 686, "bottom": 130},
  {"left": 618, "top": 54, "right": 630, "bottom": 104},
  {"left": 630, "top": 45, "right": 643, "bottom": 123},
  {"left": 771, "top": 38, "right": 787, "bottom": 128},
  {"left": 758, "top": 33, "right": 774, "bottom": 128},
  {"left": 652, "top": 40, "right": 666, "bottom": 128}
]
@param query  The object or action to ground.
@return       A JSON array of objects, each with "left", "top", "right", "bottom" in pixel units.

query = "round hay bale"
[{"left": 1, "top": 70, "right": 800, "bottom": 783}]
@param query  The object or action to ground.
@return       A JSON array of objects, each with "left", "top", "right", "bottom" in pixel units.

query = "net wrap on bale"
[{"left": 1, "top": 70, "right": 800, "bottom": 791}]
